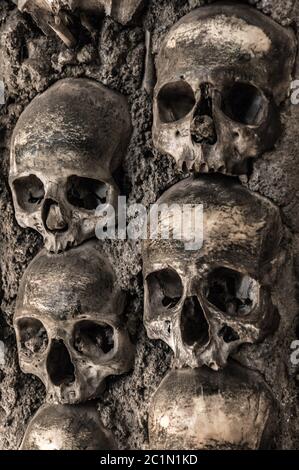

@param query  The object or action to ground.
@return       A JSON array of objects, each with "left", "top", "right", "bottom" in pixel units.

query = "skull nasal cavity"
[
  {"left": 191, "top": 83, "right": 217, "bottom": 145},
  {"left": 180, "top": 296, "right": 209, "bottom": 348},
  {"left": 46, "top": 339, "right": 75, "bottom": 386},
  {"left": 43, "top": 199, "right": 68, "bottom": 232}
]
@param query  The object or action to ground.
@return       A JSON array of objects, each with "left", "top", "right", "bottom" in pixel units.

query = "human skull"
[
  {"left": 142, "top": 175, "right": 282, "bottom": 370},
  {"left": 14, "top": 242, "right": 134, "bottom": 404},
  {"left": 153, "top": 4, "right": 296, "bottom": 174},
  {"left": 21, "top": 403, "right": 117, "bottom": 450},
  {"left": 149, "top": 365, "right": 277, "bottom": 450},
  {"left": 10, "top": 78, "right": 131, "bottom": 253}
]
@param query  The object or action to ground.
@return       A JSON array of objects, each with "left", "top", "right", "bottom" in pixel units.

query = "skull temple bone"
[
  {"left": 21, "top": 403, "right": 117, "bottom": 450},
  {"left": 142, "top": 175, "right": 282, "bottom": 370},
  {"left": 153, "top": 4, "right": 296, "bottom": 174},
  {"left": 14, "top": 242, "right": 134, "bottom": 404},
  {"left": 10, "top": 78, "right": 132, "bottom": 253}
]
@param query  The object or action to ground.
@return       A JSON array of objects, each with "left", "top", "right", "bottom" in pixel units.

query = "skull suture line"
[
  {"left": 153, "top": 4, "right": 296, "bottom": 174},
  {"left": 14, "top": 242, "right": 134, "bottom": 404},
  {"left": 10, "top": 78, "right": 132, "bottom": 253},
  {"left": 142, "top": 175, "right": 282, "bottom": 370}
]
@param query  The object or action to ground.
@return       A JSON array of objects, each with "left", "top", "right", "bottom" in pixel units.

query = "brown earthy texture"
[{"left": 0, "top": 0, "right": 298, "bottom": 449}]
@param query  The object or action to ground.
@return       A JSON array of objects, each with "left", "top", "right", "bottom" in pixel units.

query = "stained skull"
[
  {"left": 21, "top": 403, "right": 117, "bottom": 450},
  {"left": 142, "top": 175, "right": 282, "bottom": 370},
  {"left": 14, "top": 242, "right": 134, "bottom": 404},
  {"left": 153, "top": 4, "right": 296, "bottom": 174},
  {"left": 149, "top": 365, "right": 277, "bottom": 450},
  {"left": 10, "top": 78, "right": 131, "bottom": 253}
]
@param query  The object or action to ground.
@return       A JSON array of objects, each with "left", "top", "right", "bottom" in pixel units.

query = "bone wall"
[{"left": 0, "top": 0, "right": 298, "bottom": 449}]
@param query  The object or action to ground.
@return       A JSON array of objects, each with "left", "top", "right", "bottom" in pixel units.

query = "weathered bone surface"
[
  {"left": 149, "top": 364, "right": 277, "bottom": 450},
  {"left": 17, "top": 0, "right": 144, "bottom": 46},
  {"left": 142, "top": 175, "right": 282, "bottom": 370},
  {"left": 72, "top": 0, "right": 144, "bottom": 25},
  {"left": 14, "top": 241, "right": 134, "bottom": 404},
  {"left": 21, "top": 403, "right": 117, "bottom": 450},
  {"left": 10, "top": 78, "right": 131, "bottom": 253},
  {"left": 17, "top": 1, "right": 77, "bottom": 47},
  {"left": 153, "top": 4, "right": 296, "bottom": 174}
]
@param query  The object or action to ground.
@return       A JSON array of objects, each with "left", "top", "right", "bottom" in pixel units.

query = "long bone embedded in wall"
[{"left": 15, "top": 1, "right": 145, "bottom": 46}]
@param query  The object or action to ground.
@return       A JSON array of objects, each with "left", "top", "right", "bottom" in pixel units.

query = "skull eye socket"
[
  {"left": 221, "top": 82, "right": 266, "bottom": 125},
  {"left": 12, "top": 175, "right": 45, "bottom": 213},
  {"left": 72, "top": 320, "right": 114, "bottom": 360},
  {"left": 66, "top": 176, "right": 108, "bottom": 211},
  {"left": 146, "top": 268, "right": 183, "bottom": 310},
  {"left": 157, "top": 80, "right": 195, "bottom": 123},
  {"left": 206, "top": 267, "right": 259, "bottom": 316},
  {"left": 16, "top": 317, "right": 48, "bottom": 357}
]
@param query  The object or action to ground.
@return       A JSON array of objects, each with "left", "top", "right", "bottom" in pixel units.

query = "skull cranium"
[
  {"left": 14, "top": 242, "right": 134, "bottom": 404},
  {"left": 153, "top": 4, "right": 296, "bottom": 174},
  {"left": 142, "top": 175, "right": 282, "bottom": 370},
  {"left": 10, "top": 78, "right": 131, "bottom": 253},
  {"left": 21, "top": 403, "right": 117, "bottom": 450},
  {"left": 149, "top": 365, "right": 277, "bottom": 450}
]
